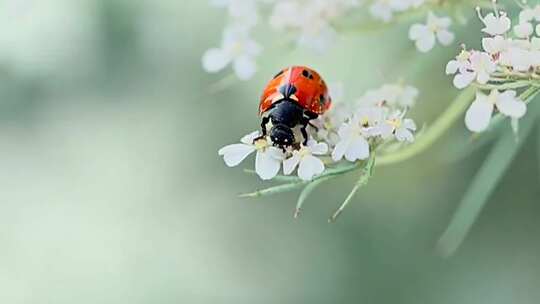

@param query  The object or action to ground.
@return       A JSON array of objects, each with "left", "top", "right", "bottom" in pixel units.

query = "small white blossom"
[
  {"left": 379, "top": 112, "right": 417, "bottom": 142},
  {"left": 448, "top": 51, "right": 496, "bottom": 89},
  {"left": 369, "top": 0, "right": 425, "bottom": 22},
  {"left": 446, "top": 49, "right": 472, "bottom": 74},
  {"left": 369, "top": 0, "right": 396, "bottom": 22},
  {"left": 313, "top": 101, "right": 351, "bottom": 146},
  {"left": 210, "top": 0, "right": 259, "bottom": 27},
  {"left": 218, "top": 131, "right": 284, "bottom": 180},
  {"left": 332, "top": 114, "right": 372, "bottom": 162},
  {"left": 283, "top": 139, "right": 328, "bottom": 181},
  {"left": 202, "top": 25, "right": 262, "bottom": 80},
  {"left": 513, "top": 22, "right": 533, "bottom": 38},
  {"left": 478, "top": 11, "right": 511, "bottom": 36},
  {"left": 409, "top": 12, "right": 454, "bottom": 52},
  {"left": 519, "top": 5, "right": 540, "bottom": 23},
  {"left": 465, "top": 90, "right": 526, "bottom": 132},
  {"left": 358, "top": 84, "right": 419, "bottom": 108},
  {"left": 481, "top": 35, "right": 508, "bottom": 56},
  {"left": 269, "top": 0, "right": 359, "bottom": 53}
]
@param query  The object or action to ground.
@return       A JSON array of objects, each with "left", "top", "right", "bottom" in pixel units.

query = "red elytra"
[{"left": 259, "top": 66, "right": 332, "bottom": 116}]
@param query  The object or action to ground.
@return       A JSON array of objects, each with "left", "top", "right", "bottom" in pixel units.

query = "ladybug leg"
[
  {"left": 254, "top": 116, "right": 270, "bottom": 143},
  {"left": 300, "top": 111, "right": 318, "bottom": 145},
  {"left": 300, "top": 125, "right": 309, "bottom": 146},
  {"left": 308, "top": 122, "right": 319, "bottom": 132}
]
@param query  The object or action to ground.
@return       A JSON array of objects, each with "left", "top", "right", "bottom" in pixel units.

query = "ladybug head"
[{"left": 270, "top": 124, "right": 295, "bottom": 147}]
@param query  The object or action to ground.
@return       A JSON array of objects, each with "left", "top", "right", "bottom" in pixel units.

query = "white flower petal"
[
  {"left": 332, "top": 139, "right": 348, "bottom": 162},
  {"left": 464, "top": 99, "right": 494, "bottom": 132},
  {"left": 409, "top": 24, "right": 429, "bottom": 40},
  {"left": 403, "top": 118, "right": 417, "bottom": 131},
  {"left": 218, "top": 144, "right": 256, "bottom": 167},
  {"left": 446, "top": 60, "right": 459, "bottom": 74},
  {"left": 496, "top": 91, "right": 526, "bottom": 118},
  {"left": 395, "top": 128, "right": 414, "bottom": 142},
  {"left": 298, "top": 155, "right": 325, "bottom": 181},
  {"left": 481, "top": 13, "right": 511, "bottom": 36},
  {"left": 476, "top": 70, "right": 491, "bottom": 84},
  {"left": 240, "top": 131, "right": 261, "bottom": 144},
  {"left": 310, "top": 142, "right": 329, "bottom": 155},
  {"left": 255, "top": 150, "right": 281, "bottom": 180},
  {"left": 202, "top": 48, "right": 231, "bottom": 73},
  {"left": 233, "top": 56, "right": 256, "bottom": 80},
  {"left": 344, "top": 136, "right": 370, "bottom": 161},
  {"left": 283, "top": 154, "right": 301, "bottom": 175},
  {"left": 437, "top": 30, "right": 454, "bottom": 46},
  {"left": 453, "top": 72, "right": 475, "bottom": 89},
  {"left": 415, "top": 33, "right": 436, "bottom": 52},
  {"left": 514, "top": 22, "right": 533, "bottom": 38}
]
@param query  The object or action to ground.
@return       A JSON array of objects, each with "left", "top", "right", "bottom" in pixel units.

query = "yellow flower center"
[
  {"left": 298, "top": 147, "right": 311, "bottom": 157},
  {"left": 254, "top": 138, "right": 268, "bottom": 150},
  {"left": 230, "top": 42, "right": 244, "bottom": 56},
  {"left": 387, "top": 118, "right": 401, "bottom": 129}
]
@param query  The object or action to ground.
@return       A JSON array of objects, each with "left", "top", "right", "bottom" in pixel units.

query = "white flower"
[
  {"left": 369, "top": 0, "right": 424, "bottom": 22},
  {"left": 313, "top": 101, "right": 351, "bottom": 146},
  {"left": 479, "top": 11, "right": 511, "bottom": 36},
  {"left": 465, "top": 90, "right": 526, "bottom": 132},
  {"left": 449, "top": 51, "right": 496, "bottom": 89},
  {"left": 409, "top": 12, "right": 454, "bottom": 52},
  {"left": 355, "top": 106, "right": 386, "bottom": 132},
  {"left": 210, "top": 0, "right": 258, "bottom": 27},
  {"left": 481, "top": 35, "right": 509, "bottom": 56},
  {"left": 283, "top": 139, "right": 328, "bottom": 181},
  {"left": 202, "top": 25, "right": 262, "bottom": 80},
  {"left": 446, "top": 49, "right": 472, "bottom": 75},
  {"left": 332, "top": 115, "right": 372, "bottom": 162},
  {"left": 269, "top": 0, "right": 358, "bottom": 53},
  {"left": 218, "top": 131, "right": 284, "bottom": 180},
  {"left": 369, "top": 0, "right": 396, "bottom": 22},
  {"left": 514, "top": 22, "right": 533, "bottom": 38},
  {"left": 358, "top": 84, "right": 419, "bottom": 108},
  {"left": 519, "top": 5, "right": 540, "bottom": 23},
  {"left": 379, "top": 112, "right": 417, "bottom": 142},
  {"left": 497, "top": 39, "right": 540, "bottom": 72}
]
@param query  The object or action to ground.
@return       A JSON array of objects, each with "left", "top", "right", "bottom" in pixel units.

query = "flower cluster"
[
  {"left": 369, "top": 0, "right": 425, "bottom": 23},
  {"left": 201, "top": 0, "right": 485, "bottom": 80},
  {"left": 269, "top": 0, "right": 361, "bottom": 53},
  {"left": 446, "top": 3, "right": 540, "bottom": 133},
  {"left": 202, "top": 0, "right": 262, "bottom": 80},
  {"left": 218, "top": 82, "right": 419, "bottom": 181}
]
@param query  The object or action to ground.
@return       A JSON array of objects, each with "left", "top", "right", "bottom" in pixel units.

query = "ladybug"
[{"left": 258, "top": 66, "right": 332, "bottom": 148}]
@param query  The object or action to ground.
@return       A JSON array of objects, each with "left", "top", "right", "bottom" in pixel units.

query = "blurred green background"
[{"left": 1, "top": 1, "right": 539, "bottom": 303}]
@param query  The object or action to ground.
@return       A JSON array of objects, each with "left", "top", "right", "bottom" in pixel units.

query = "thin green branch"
[
  {"left": 239, "top": 181, "right": 308, "bottom": 198},
  {"left": 473, "top": 80, "right": 540, "bottom": 91},
  {"left": 329, "top": 155, "right": 376, "bottom": 222}
]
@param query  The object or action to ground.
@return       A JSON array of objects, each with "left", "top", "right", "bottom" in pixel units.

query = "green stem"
[
  {"left": 473, "top": 81, "right": 540, "bottom": 91},
  {"left": 239, "top": 181, "right": 308, "bottom": 198},
  {"left": 377, "top": 87, "right": 476, "bottom": 166},
  {"left": 329, "top": 155, "right": 376, "bottom": 222}
]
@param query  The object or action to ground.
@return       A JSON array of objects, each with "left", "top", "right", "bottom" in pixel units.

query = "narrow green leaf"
[
  {"left": 437, "top": 98, "right": 540, "bottom": 257},
  {"left": 537, "top": 123, "right": 540, "bottom": 181}
]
